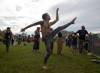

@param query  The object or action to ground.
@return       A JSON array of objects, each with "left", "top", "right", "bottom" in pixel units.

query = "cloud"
[
  {"left": 0, "top": 0, "right": 100, "bottom": 34},
  {"left": 49, "top": 0, "right": 100, "bottom": 33},
  {"left": 0, "top": 19, "right": 7, "bottom": 26}
]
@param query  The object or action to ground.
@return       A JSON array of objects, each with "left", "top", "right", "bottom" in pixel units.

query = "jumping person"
[{"left": 21, "top": 8, "right": 77, "bottom": 69}]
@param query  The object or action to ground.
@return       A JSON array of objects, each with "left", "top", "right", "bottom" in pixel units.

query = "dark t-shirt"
[
  {"left": 5, "top": 31, "right": 12, "bottom": 40},
  {"left": 34, "top": 30, "right": 40, "bottom": 39},
  {"left": 76, "top": 30, "right": 88, "bottom": 40}
]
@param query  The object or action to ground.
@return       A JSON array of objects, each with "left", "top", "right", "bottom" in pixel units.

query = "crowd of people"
[
  {"left": 66, "top": 26, "right": 93, "bottom": 55},
  {"left": 1, "top": 8, "right": 94, "bottom": 69},
  {"left": 2, "top": 25, "right": 93, "bottom": 69}
]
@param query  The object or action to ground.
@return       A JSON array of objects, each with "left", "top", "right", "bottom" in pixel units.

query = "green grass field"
[{"left": 0, "top": 42, "right": 100, "bottom": 73}]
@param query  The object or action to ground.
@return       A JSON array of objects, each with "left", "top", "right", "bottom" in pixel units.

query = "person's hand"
[
  {"left": 70, "top": 17, "right": 77, "bottom": 24},
  {"left": 21, "top": 28, "right": 25, "bottom": 32}
]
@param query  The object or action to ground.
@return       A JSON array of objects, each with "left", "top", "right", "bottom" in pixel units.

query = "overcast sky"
[{"left": 0, "top": 0, "right": 100, "bottom": 34}]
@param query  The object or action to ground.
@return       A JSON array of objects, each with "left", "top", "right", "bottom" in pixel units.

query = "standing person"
[
  {"left": 57, "top": 32, "right": 64, "bottom": 55},
  {"left": 87, "top": 32, "right": 93, "bottom": 55},
  {"left": 11, "top": 35, "right": 14, "bottom": 45},
  {"left": 33, "top": 27, "right": 40, "bottom": 52},
  {"left": 27, "top": 35, "right": 31, "bottom": 43},
  {"left": 17, "top": 34, "right": 22, "bottom": 45},
  {"left": 4, "top": 27, "right": 13, "bottom": 53},
  {"left": 22, "top": 36, "right": 27, "bottom": 46},
  {"left": 65, "top": 36, "right": 68, "bottom": 46},
  {"left": 84, "top": 35, "right": 89, "bottom": 53},
  {"left": 76, "top": 26, "right": 88, "bottom": 54},
  {"left": 21, "top": 8, "right": 77, "bottom": 69},
  {"left": 67, "top": 34, "right": 73, "bottom": 48},
  {"left": 72, "top": 33, "right": 78, "bottom": 55}
]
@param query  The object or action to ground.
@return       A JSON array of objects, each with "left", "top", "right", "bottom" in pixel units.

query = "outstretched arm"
[
  {"left": 21, "top": 21, "right": 42, "bottom": 32},
  {"left": 50, "top": 8, "right": 59, "bottom": 26}
]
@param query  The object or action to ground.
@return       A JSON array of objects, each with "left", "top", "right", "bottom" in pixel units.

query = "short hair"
[
  {"left": 37, "top": 27, "right": 40, "bottom": 30},
  {"left": 42, "top": 13, "right": 48, "bottom": 20},
  {"left": 81, "top": 26, "right": 85, "bottom": 29},
  {"left": 74, "top": 33, "right": 76, "bottom": 35},
  {"left": 58, "top": 32, "right": 62, "bottom": 37},
  {"left": 7, "top": 27, "right": 10, "bottom": 30}
]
